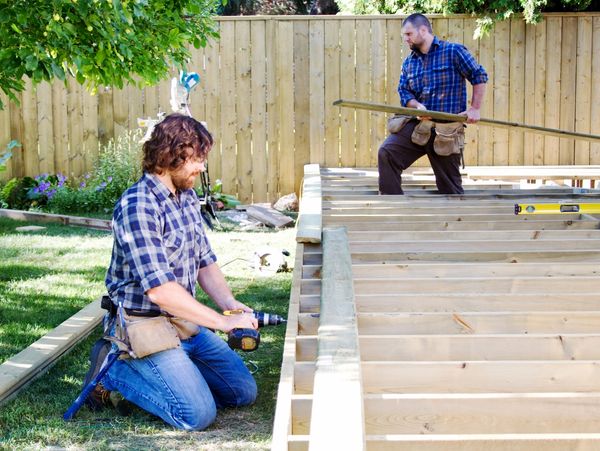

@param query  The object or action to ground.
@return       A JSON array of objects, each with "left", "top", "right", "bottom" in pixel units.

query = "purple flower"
[
  {"left": 107, "top": 176, "right": 113, "bottom": 183},
  {"left": 47, "top": 189, "right": 57, "bottom": 199},
  {"left": 80, "top": 181, "right": 86, "bottom": 188},
  {"left": 85, "top": 173, "right": 91, "bottom": 179}
]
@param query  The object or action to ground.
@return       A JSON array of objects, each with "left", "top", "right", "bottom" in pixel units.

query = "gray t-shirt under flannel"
[{"left": 105, "top": 172, "right": 216, "bottom": 313}]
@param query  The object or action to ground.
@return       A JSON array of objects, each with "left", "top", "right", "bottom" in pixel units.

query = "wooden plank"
[
  {"left": 559, "top": 17, "right": 577, "bottom": 166},
  {"left": 364, "top": 393, "right": 600, "bottom": 434},
  {"left": 355, "top": 20, "right": 371, "bottom": 168},
  {"left": 346, "top": 240, "right": 600, "bottom": 252},
  {"left": 477, "top": 32, "right": 494, "bottom": 165},
  {"left": 351, "top": 276, "right": 600, "bottom": 294},
  {"left": 591, "top": 18, "right": 600, "bottom": 164},
  {"left": 272, "top": 243, "right": 304, "bottom": 450},
  {"left": 68, "top": 80, "right": 84, "bottom": 176},
  {"left": 247, "top": 205, "right": 294, "bottom": 228},
  {"left": 339, "top": 20, "right": 356, "bottom": 168},
  {"left": 575, "top": 16, "right": 593, "bottom": 165},
  {"left": 52, "top": 81, "right": 69, "bottom": 176},
  {"left": 347, "top": 229, "right": 600, "bottom": 241},
  {"left": 22, "top": 79, "right": 39, "bottom": 176},
  {"left": 370, "top": 19, "right": 386, "bottom": 168},
  {"left": 251, "top": 20, "right": 268, "bottom": 203},
  {"left": 297, "top": 164, "right": 322, "bottom": 243},
  {"left": 355, "top": 334, "right": 600, "bottom": 362},
  {"left": 509, "top": 18, "right": 525, "bottom": 167},
  {"left": 111, "top": 84, "right": 128, "bottom": 142},
  {"left": 324, "top": 212, "right": 583, "bottom": 223},
  {"left": 0, "top": 299, "right": 104, "bottom": 405},
  {"left": 294, "top": 20, "right": 311, "bottom": 198},
  {"left": 266, "top": 20, "right": 279, "bottom": 201},
  {"left": 296, "top": 360, "right": 600, "bottom": 395},
  {"left": 205, "top": 36, "right": 222, "bottom": 184},
  {"left": 0, "top": 208, "right": 111, "bottom": 230},
  {"left": 37, "top": 82, "right": 55, "bottom": 175},
  {"left": 353, "top": 293, "right": 600, "bottom": 314},
  {"left": 545, "top": 17, "right": 562, "bottom": 165},
  {"left": 523, "top": 22, "right": 537, "bottom": 165},
  {"left": 278, "top": 20, "right": 295, "bottom": 198},
  {"left": 346, "top": 249, "right": 600, "bottom": 264},
  {"left": 493, "top": 20, "right": 510, "bottom": 166},
  {"left": 323, "top": 20, "right": 340, "bottom": 168},
  {"left": 309, "top": 20, "right": 325, "bottom": 166},
  {"left": 309, "top": 227, "right": 365, "bottom": 450},
  {"left": 463, "top": 20, "right": 479, "bottom": 166},
  {"left": 220, "top": 21, "right": 238, "bottom": 197},
  {"left": 8, "top": 91, "right": 24, "bottom": 178},
  {"left": 366, "top": 434, "right": 600, "bottom": 451},
  {"left": 97, "top": 85, "right": 114, "bottom": 147},
  {"left": 351, "top": 312, "right": 600, "bottom": 335},
  {"left": 317, "top": 219, "right": 600, "bottom": 232},
  {"left": 349, "top": 261, "right": 600, "bottom": 278},
  {"left": 82, "top": 87, "right": 99, "bottom": 173},
  {"left": 534, "top": 19, "right": 547, "bottom": 165},
  {"left": 236, "top": 20, "right": 253, "bottom": 204}
]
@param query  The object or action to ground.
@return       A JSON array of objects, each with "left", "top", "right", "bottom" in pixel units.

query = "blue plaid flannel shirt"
[
  {"left": 105, "top": 172, "right": 217, "bottom": 313},
  {"left": 398, "top": 36, "right": 488, "bottom": 114}
]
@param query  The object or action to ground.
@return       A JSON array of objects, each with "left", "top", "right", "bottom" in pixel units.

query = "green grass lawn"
[{"left": 0, "top": 217, "right": 295, "bottom": 450}]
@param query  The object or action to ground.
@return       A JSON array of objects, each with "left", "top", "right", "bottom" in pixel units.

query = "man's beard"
[{"left": 172, "top": 172, "right": 198, "bottom": 191}]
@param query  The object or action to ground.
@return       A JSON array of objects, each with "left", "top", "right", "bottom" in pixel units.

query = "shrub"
[
  {"left": 48, "top": 131, "right": 143, "bottom": 215},
  {"left": 27, "top": 173, "right": 67, "bottom": 207},
  {"left": 0, "top": 177, "right": 36, "bottom": 210}
]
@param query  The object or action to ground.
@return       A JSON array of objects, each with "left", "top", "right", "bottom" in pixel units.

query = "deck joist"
[{"left": 273, "top": 165, "right": 600, "bottom": 450}]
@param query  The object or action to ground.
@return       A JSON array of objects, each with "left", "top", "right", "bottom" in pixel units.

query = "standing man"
[
  {"left": 86, "top": 114, "right": 258, "bottom": 430},
  {"left": 378, "top": 13, "right": 488, "bottom": 194}
]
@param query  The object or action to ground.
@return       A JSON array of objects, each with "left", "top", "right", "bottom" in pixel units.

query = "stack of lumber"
[{"left": 273, "top": 165, "right": 600, "bottom": 451}]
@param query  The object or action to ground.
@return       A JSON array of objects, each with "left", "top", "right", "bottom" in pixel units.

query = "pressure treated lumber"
[
  {"left": 295, "top": 360, "right": 600, "bottom": 394},
  {"left": 296, "top": 164, "right": 322, "bottom": 243},
  {"left": 0, "top": 208, "right": 111, "bottom": 231},
  {"left": 334, "top": 99, "right": 600, "bottom": 144},
  {"left": 0, "top": 299, "right": 104, "bottom": 405},
  {"left": 295, "top": 334, "right": 600, "bottom": 362},
  {"left": 308, "top": 227, "right": 364, "bottom": 450},
  {"left": 271, "top": 243, "right": 305, "bottom": 450}
]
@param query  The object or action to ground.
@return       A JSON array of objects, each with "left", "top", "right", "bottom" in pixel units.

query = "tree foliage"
[
  {"left": 336, "top": 0, "right": 599, "bottom": 37},
  {"left": 0, "top": 0, "right": 221, "bottom": 108}
]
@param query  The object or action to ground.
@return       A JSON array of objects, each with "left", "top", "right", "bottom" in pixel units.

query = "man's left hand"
[{"left": 460, "top": 107, "right": 481, "bottom": 124}]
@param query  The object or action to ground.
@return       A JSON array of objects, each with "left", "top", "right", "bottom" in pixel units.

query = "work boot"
[
  {"left": 83, "top": 338, "right": 133, "bottom": 415},
  {"left": 83, "top": 338, "right": 112, "bottom": 411}
]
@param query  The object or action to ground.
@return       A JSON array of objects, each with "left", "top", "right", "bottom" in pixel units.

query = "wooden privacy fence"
[{"left": 2, "top": 13, "right": 600, "bottom": 203}]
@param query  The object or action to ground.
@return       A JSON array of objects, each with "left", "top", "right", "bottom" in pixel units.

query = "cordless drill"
[{"left": 224, "top": 310, "right": 287, "bottom": 352}]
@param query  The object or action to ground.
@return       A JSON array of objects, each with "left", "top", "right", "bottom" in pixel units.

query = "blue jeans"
[{"left": 102, "top": 327, "right": 257, "bottom": 430}]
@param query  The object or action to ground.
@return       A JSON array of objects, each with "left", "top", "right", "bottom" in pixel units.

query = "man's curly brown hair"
[{"left": 143, "top": 114, "right": 213, "bottom": 174}]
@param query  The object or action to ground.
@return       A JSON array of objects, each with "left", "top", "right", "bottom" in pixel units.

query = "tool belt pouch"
[
  {"left": 169, "top": 317, "right": 201, "bottom": 340},
  {"left": 117, "top": 314, "right": 181, "bottom": 359},
  {"left": 411, "top": 120, "right": 434, "bottom": 146},
  {"left": 433, "top": 122, "right": 465, "bottom": 156},
  {"left": 387, "top": 114, "right": 412, "bottom": 134}
]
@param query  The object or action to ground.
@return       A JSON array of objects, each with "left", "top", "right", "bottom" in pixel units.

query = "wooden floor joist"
[{"left": 273, "top": 165, "right": 600, "bottom": 450}]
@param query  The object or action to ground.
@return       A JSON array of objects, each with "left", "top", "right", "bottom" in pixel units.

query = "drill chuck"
[{"left": 254, "top": 311, "right": 286, "bottom": 327}]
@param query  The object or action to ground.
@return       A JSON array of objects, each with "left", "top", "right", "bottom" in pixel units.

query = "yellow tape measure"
[{"left": 514, "top": 203, "right": 600, "bottom": 215}]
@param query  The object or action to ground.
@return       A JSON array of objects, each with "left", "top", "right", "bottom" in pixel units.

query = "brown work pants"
[{"left": 378, "top": 120, "right": 464, "bottom": 195}]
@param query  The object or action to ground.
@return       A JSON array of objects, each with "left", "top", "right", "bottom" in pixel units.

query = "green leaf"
[
  {"left": 10, "top": 23, "right": 21, "bottom": 34},
  {"left": 25, "top": 54, "right": 38, "bottom": 71},
  {"left": 51, "top": 62, "right": 65, "bottom": 80}
]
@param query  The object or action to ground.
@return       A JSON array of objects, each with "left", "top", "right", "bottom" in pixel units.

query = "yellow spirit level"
[{"left": 514, "top": 203, "right": 600, "bottom": 215}]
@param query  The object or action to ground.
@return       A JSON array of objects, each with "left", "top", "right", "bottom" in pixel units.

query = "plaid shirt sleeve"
[
  {"left": 113, "top": 198, "right": 177, "bottom": 294},
  {"left": 454, "top": 44, "right": 488, "bottom": 85},
  {"left": 398, "top": 59, "right": 416, "bottom": 107}
]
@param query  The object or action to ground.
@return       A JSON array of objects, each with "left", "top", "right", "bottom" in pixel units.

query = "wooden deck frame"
[
  {"left": 296, "top": 164, "right": 322, "bottom": 243},
  {"left": 273, "top": 165, "right": 600, "bottom": 450}
]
